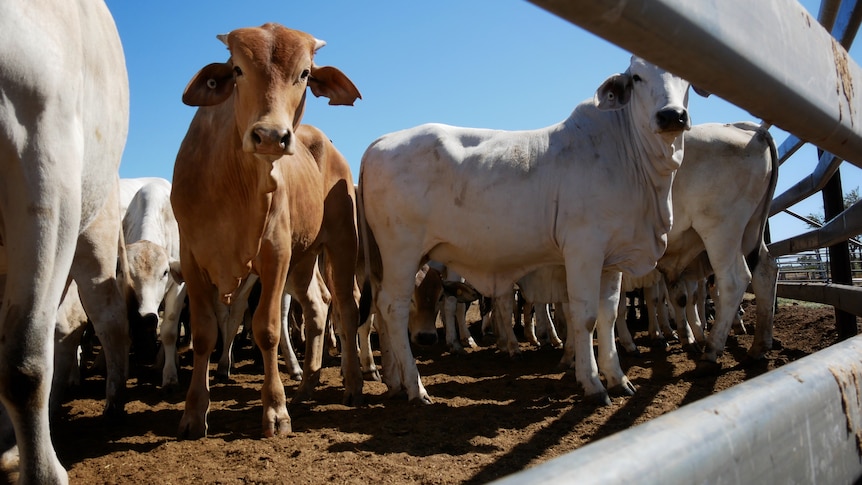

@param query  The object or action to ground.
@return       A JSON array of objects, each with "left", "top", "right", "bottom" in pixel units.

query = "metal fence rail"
[
  {"left": 509, "top": 0, "right": 862, "bottom": 484},
  {"left": 492, "top": 334, "right": 862, "bottom": 485}
]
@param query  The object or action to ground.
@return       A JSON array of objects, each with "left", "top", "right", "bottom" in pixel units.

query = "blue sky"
[{"left": 105, "top": 0, "right": 861, "bottom": 245}]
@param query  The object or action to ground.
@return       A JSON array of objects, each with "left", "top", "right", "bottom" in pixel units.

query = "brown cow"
[{"left": 171, "top": 23, "right": 362, "bottom": 439}]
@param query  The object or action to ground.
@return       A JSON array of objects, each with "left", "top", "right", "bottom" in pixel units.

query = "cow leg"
[
  {"left": 455, "top": 300, "right": 478, "bottom": 350},
  {"left": 746, "top": 245, "right": 777, "bottom": 361},
  {"left": 253, "top": 253, "right": 292, "bottom": 437},
  {"left": 492, "top": 290, "right": 520, "bottom": 357},
  {"left": 177, "top": 253, "right": 220, "bottom": 440},
  {"left": 597, "top": 271, "right": 635, "bottom": 397},
  {"left": 215, "top": 276, "right": 257, "bottom": 382},
  {"left": 698, "top": 252, "right": 750, "bottom": 373},
  {"left": 685, "top": 279, "right": 707, "bottom": 344},
  {"left": 358, "top": 315, "right": 380, "bottom": 381},
  {"left": 564, "top": 258, "right": 608, "bottom": 405},
  {"left": 375, "top": 263, "right": 430, "bottom": 403},
  {"left": 71, "top": 185, "right": 130, "bottom": 418},
  {"left": 651, "top": 279, "right": 677, "bottom": 343},
  {"left": 159, "top": 281, "right": 186, "bottom": 390},
  {"left": 51, "top": 285, "right": 88, "bottom": 413},
  {"left": 557, "top": 302, "right": 576, "bottom": 369},
  {"left": 666, "top": 280, "right": 698, "bottom": 352},
  {"left": 0, "top": 216, "right": 71, "bottom": 483},
  {"left": 278, "top": 292, "right": 303, "bottom": 381},
  {"left": 287, "top": 262, "right": 327, "bottom": 404},
  {"left": 323, "top": 250, "right": 364, "bottom": 407},
  {"left": 442, "top": 295, "right": 465, "bottom": 354},
  {"left": 615, "top": 288, "right": 638, "bottom": 354},
  {"left": 537, "top": 302, "right": 563, "bottom": 348}
]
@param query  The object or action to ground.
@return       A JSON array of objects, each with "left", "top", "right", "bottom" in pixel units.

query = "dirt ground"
[{"left": 49, "top": 298, "right": 850, "bottom": 484}]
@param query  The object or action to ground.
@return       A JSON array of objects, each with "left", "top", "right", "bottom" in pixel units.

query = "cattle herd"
[{"left": 0, "top": 2, "right": 781, "bottom": 483}]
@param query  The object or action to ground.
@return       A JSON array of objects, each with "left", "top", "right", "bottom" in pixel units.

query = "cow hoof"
[
  {"left": 411, "top": 394, "right": 433, "bottom": 405},
  {"left": 609, "top": 380, "right": 637, "bottom": 397},
  {"left": 213, "top": 371, "right": 232, "bottom": 384},
  {"left": 342, "top": 391, "right": 365, "bottom": 407},
  {"left": 160, "top": 382, "right": 179, "bottom": 395},
  {"left": 263, "top": 413, "right": 292, "bottom": 438},
  {"left": 288, "top": 371, "right": 303, "bottom": 381},
  {"left": 464, "top": 337, "right": 479, "bottom": 350},
  {"left": 650, "top": 338, "right": 669, "bottom": 350},
  {"left": 362, "top": 369, "right": 382, "bottom": 382},
  {"left": 740, "top": 354, "right": 768, "bottom": 369},
  {"left": 102, "top": 401, "right": 126, "bottom": 421},
  {"left": 620, "top": 345, "right": 641, "bottom": 356},
  {"left": 584, "top": 391, "right": 612, "bottom": 406},
  {"left": 693, "top": 359, "right": 721, "bottom": 377},
  {"left": 448, "top": 345, "right": 468, "bottom": 356},
  {"left": 177, "top": 420, "right": 207, "bottom": 440}
]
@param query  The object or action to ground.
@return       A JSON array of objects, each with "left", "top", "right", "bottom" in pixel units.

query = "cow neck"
[{"left": 197, "top": 104, "right": 275, "bottom": 300}]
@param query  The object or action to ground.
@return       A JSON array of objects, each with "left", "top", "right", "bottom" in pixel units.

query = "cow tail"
[
  {"left": 356, "top": 170, "right": 374, "bottom": 327},
  {"left": 746, "top": 124, "right": 780, "bottom": 271}
]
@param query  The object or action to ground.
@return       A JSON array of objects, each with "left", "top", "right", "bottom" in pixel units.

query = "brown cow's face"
[
  {"left": 223, "top": 24, "right": 320, "bottom": 161},
  {"left": 182, "top": 23, "right": 361, "bottom": 162}
]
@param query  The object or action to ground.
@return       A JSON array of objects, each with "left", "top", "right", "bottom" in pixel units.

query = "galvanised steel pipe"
[{"left": 493, "top": 334, "right": 862, "bottom": 485}]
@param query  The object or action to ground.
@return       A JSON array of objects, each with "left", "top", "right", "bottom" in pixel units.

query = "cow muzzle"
[
  {"left": 654, "top": 108, "right": 690, "bottom": 133},
  {"left": 246, "top": 123, "right": 296, "bottom": 157}
]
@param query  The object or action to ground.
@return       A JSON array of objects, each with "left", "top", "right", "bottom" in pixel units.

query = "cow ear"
[
  {"left": 441, "top": 281, "right": 481, "bottom": 304},
  {"left": 692, "top": 85, "right": 711, "bottom": 98},
  {"left": 308, "top": 65, "right": 362, "bottom": 106},
  {"left": 594, "top": 73, "right": 632, "bottom": 111},
  {"left": 169, "top": 260, "right": 184, "bottom": 284},
  {"left": 182, "top": 62, "right": 235, "bottom": 107}
]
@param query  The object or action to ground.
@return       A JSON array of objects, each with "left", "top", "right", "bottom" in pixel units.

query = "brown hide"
[{"left": 171, "top": 23, "right": 361, "bottom": 440}]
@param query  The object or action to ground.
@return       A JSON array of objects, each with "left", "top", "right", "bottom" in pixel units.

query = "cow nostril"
[
  {"left": 656, "top": 108, "right": 688, "bottom": 131},
  {"left": 280, "top": 132, "right": 291, "bottom": 149},
  {"left": 252, "top": 131, "right": 262, "bottom": 146}
]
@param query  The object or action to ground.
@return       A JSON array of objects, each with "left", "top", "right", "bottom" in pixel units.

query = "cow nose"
[
  {"left": 655, "top": 108, "right": 690, "bottom": 132},
  {"left": 251, "top": 126, "right": 292, "bottom": 154}
]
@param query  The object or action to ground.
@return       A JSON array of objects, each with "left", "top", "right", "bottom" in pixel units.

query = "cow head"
[
  {"left": 182, "top": 23, "right": 361, "bottom": 162},
  {"left": 594, "top": 56, "right": 694, "bottom": 170},
  {"left": 595, "top": 56, "right": 692, "bottom": 136}
]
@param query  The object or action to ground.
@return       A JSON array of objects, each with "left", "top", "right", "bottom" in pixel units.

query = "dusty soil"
[{"left": 52, "top": 299, "right": 850, "bottom": 484}]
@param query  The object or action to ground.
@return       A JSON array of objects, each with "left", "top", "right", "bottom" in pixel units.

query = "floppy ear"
[
  {"left": 182, "top": 62, "right": 235, "bottom": 107},
  {"left": 692, "top": 85, "right": 711, "bottom": 98},
  {"left": 594, "top": 73, "right": 632, "bottom": 111},
  {"left": 169, "top": 260, "right": 184, "bottom": 284},
  {"left": 308, "top": 65, "right": 362, "bottom": 106}
]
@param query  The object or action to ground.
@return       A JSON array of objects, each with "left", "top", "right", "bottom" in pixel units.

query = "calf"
[
  {"left": 172, "top": 24, "right": 362, "bottom": 439},
  {"left": 121, "top": 178, "right": 185, "bottom": 389}
]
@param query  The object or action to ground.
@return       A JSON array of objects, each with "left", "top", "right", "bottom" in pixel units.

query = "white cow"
[
  {"left": 359, "top": 56, "right": 693, "bottom": 406},
  {"left": 121, "top": 178, "right": 186, "bottom": 389},
  {"left": 0, "top": 0, "right": 129, "bottom": 482},
  {"left": 656, "top": 122, "right": 778, "bottom": 374},
  {"left": 119, "top": 177, "right": 167, "bottom": 217}
]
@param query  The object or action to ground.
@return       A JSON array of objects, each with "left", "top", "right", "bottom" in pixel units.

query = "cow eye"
[
  {"left": 300, "top": 69, "right": 310, "bottom": 81},
  {"left": 632, "top": 74, "right": 642, "bottom": 83},
  {"left": 162, "top": 269, "right": 169, "bottom": 278},
  {"left": 233, "top": 66, "right": 243, "bottom": 77}
]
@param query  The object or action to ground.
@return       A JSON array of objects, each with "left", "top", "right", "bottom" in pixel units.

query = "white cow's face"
[
  {"left": 124, "top": 240, "right": 174, "bottom": 321},
  {"left": 627, "top": 56, "right": 692, "bottom": 137},
  {"left": 594, "top": 56, "right": 692, "bottom": 138}
]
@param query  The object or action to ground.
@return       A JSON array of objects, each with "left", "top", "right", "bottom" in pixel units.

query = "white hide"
[
  {"left": 359, "top": 56, "right": 691, "bottom": 405},
  {"left": 0, "top": 0, "right": 129, "bottom": 482}
]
